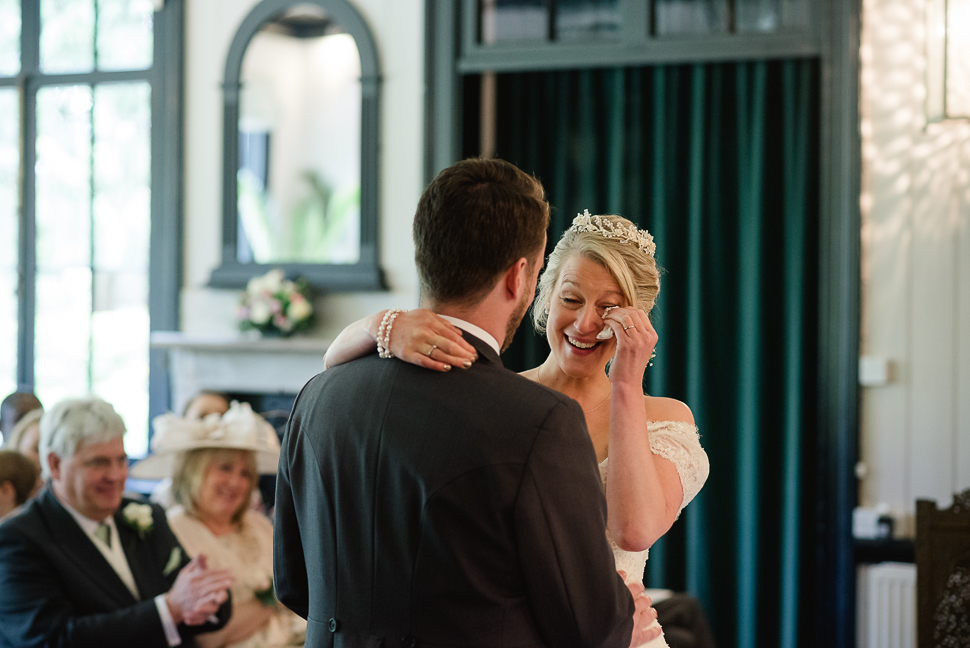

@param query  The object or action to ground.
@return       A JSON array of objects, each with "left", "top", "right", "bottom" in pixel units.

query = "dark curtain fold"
[{"left": 469, "top": 59, "right": 820, "bottom": 648}]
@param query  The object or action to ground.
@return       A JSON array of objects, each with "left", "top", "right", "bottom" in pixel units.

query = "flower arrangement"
[{"left": 236, "top": 268, "right": 314, "bottom": 337}]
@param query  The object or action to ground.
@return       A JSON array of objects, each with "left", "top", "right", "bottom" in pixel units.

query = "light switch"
[{"left": 859, "top": 356, "right": 891, "bottom": 386}]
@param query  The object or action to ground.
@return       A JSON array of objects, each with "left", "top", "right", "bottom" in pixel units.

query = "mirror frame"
[{"left": 209, "top": 0, "right": 385, "bottom": 291}]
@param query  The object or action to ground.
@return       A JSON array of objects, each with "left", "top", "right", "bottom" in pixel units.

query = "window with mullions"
[{"left": 1, "top": 0, "right": 178, "bottom": 457}]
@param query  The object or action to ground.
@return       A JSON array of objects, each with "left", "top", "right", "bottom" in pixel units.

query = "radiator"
[{"left": 856, "top": 562, "right": 917, "bottom": 648}]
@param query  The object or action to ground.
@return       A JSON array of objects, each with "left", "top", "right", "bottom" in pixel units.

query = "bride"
[{"left": 325, "top": 211, "right": 709, "bottom": 647}]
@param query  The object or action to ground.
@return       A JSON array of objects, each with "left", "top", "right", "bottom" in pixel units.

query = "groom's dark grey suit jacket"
[{"left": 274, "top": 333, "right": 635, "bottom": 648}]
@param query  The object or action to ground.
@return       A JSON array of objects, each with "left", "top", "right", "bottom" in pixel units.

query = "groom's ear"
[{"left": 504, "top": 257, "right": 530, "bottom": 300}]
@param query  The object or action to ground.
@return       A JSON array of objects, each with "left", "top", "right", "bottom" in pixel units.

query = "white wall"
[
  {"left": 859, "top": 0, "right": 970, "bottom": 535},
  {"left": 181, "top": 0, "right": 425, "bottom": 341}
]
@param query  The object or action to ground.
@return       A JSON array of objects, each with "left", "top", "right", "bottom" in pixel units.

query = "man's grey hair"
[{"left": 39, "top": 396, "right": 126, "bottom": 479}]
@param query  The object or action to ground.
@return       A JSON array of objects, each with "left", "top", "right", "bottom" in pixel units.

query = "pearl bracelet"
[{"left": 376, "top": 308, "right": 407, "bottom": 359}]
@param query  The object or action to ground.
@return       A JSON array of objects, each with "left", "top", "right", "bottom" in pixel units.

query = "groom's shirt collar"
[{"left": 438, "top": 315, "right": 500, "bottom": 356}]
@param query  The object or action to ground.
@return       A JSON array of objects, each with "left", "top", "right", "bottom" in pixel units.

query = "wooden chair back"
[{"left": 915, "top": 489, "right": 970, "bottom": 647}]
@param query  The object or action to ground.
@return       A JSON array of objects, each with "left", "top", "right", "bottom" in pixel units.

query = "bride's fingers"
[
  {"left": 642, "top": 623, "right": 663, "bottom": 642},
  {"left": 388, "top": 312, "right": 477, "bottom": 368}
]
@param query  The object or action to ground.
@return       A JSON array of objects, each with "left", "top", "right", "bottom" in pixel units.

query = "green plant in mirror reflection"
[{"left": 237, "top": 169, "right": 360, "bottom": 264}]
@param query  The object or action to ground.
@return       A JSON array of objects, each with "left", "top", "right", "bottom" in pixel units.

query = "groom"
[{"left": 274, "top": 158, "right": 655, "bottom": 647}]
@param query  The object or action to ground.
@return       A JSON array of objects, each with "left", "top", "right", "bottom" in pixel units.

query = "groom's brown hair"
[{"left": 413, "top": 158, "right": 549, "bottom": 307}]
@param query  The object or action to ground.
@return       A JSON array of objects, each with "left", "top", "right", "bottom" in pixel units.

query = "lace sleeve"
[{"left": 648, "top": 420, "right": 709, "bottom": 514}]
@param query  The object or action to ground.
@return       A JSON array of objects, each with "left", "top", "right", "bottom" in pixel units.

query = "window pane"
[
  {"left": 41, "top": 0, "right": 95, "bottom": 73},
  {"left": 93, "top": 82, "right": 150, "bottom": 456},
  {"left": 946, "top": 0, "right": 970, "bottom": 117},
  {"left": 35, "top": 268, "right": 92, "bottom": 405},
  {"left": 736, "top": 0, "right": 779, "bottom": 32},
  {"left": 0, "top": 89, "right": 17, "bottom": 394},
  {"left": 35, "top": 85, "right": 93, "bottom": 405},
  {"left": 556, "top": 0, "right": 620, "bottom": 41},
  {"left": 0, "top": 0, "right": 21, "bottom": 76},
  {"left": 480, "top": 0, "right": 548, "bottom": 44},
  {"left": 97, "top": 0, "right": 154, "bottom": 71},
  {"left": 655, "top": 0, "right": 728, "bottom": 35}
]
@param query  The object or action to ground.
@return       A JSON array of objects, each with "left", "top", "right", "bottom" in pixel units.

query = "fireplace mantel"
[{"left": 151, "top": 331, "right": 330, "bottom": 412}]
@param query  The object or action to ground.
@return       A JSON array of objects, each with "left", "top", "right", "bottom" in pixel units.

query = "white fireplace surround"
[{"left": 151, "top": 332, "right": 330, "bottom": 413}]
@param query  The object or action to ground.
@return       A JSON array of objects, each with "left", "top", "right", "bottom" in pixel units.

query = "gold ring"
[{"left": 623, "top": 325, "right": 635, "bottom": 331}]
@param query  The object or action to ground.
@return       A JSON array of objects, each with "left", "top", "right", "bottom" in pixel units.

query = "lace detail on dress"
[
  {"left": 597, "top": 419, "right": 710, "bottom": 585},
  {"left": 647, "top": 420, "right": 709, "bottom": 514}
]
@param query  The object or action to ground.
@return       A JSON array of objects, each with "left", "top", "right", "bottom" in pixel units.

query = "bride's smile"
[{"left": 546, "top": 255, "right": 624, "bottom": 376}]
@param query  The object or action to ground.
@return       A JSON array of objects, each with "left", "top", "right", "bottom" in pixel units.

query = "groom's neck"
[{"left": 422, "top": 297, "right": 507, "bottom": 352}]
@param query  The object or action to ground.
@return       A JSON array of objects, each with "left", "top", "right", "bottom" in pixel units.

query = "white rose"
[
  {"left": 123, "top": 502, "right": 154, "bottom": 534},
  {"left": 249, "top": 299, "right": 272, "bottom": 325},
  {"left": 263, "top": 268, "right": 285, "bottom": 293}
]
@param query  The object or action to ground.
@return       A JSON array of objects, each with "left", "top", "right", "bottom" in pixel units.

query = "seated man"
[
  {"left": 0, "top": 396, "right": 235, "bottom": 648},
  {"left": 0, "top": 450, "right": 38, "bottom": 523}
]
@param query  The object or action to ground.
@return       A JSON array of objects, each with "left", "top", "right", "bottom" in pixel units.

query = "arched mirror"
[{"left": 209, "top": 0, "right": 384, "bottom": 290}]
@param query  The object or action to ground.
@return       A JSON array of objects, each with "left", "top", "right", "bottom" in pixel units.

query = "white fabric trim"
[
  {"left": 438, "top": 315, "right": 501, "bottom": 356},
  {"left": 154, "top": 595, "right": 183, "bottom": 646}
]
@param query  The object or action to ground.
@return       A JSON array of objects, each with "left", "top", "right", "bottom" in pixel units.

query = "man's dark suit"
[
  {"left": 0, "top": 488, "right": 230, "bottom": 648},
  {"left": 274, "top": 333, "right": 635, "bottom": 648}
]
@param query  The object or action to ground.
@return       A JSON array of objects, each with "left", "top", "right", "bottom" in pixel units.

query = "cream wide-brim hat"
[{"left": 129, "top": 401, "right": 281, "bottom": 479}]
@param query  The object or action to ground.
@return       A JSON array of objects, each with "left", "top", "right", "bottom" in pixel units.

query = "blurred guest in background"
[
  {"left": 183, "top": 391, "right": 231, "bottom": 420},
  {"left": 4, "top": 407, "right": 45, "bottom": 497},
  {"left": 0, "top": 391, "right": 42, "bottom": 446},
  {"left": 0, "top": 396, "right": 235, "bottom": 647},
  {"left": 0, "top": 450, "right": 38, "bottom": 523},
  {"left": 133, "top": 401, "right": 305, "bottom": 648}
]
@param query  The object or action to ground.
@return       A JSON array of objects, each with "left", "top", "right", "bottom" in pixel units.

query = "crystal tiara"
[{"left": 567, "top": 210, "right": 656, "bottom": 258}]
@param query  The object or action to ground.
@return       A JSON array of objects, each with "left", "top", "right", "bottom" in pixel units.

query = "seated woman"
[{"left": 131, "top": 401, "right": 305, "bottom": 648}]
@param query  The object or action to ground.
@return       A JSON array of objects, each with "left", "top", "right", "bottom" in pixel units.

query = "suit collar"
[
  {"left": 437, "top": 315, "right": 501, "bottom": 356},
  {"left": 37, "top": 489, "right": 141, "bottom": 605},
  {"left": 462, "top": 332, "right": 503, "bottom": 369}
]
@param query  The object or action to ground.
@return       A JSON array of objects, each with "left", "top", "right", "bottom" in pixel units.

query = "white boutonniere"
[
  {"left": 121, "top": 502, "right": 154, "bottom": 539},
  {"left": 163, "top": 547, "right": 182, "bottom": 577}
]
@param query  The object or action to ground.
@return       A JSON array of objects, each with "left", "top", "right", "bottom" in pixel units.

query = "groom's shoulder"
[{"left": 471, "top": 363, "right": 583, "bottom": 420}]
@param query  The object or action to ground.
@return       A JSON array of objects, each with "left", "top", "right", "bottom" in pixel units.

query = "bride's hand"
[
  {"left": 387, "top": 309, "right": 478, "bottom": 372},
  {"left": 601, "top": 307, "right": 658, "bottom": 385},
  {"left": 625, "top": 581, "right": 662, "bottom": 646}
]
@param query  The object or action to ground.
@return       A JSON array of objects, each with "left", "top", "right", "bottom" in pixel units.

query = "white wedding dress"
[{"left": 599, "top": 420, "right": 710, "bottom": 648}]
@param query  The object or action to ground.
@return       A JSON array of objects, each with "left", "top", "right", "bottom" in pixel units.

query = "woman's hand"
[
  {"left": 601, "top": 307, "right": 658, "bottom": 386},
  {"left": 323, "top": 309, "right": 478, "bottom": 372},
  {"left": 386, "top": 309, "right": 478, "bottom": 372}
]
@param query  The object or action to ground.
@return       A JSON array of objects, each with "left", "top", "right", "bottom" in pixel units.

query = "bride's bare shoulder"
[
  {"left": 643, "top": 395, "right": 694, "bottom": 425},
  {"left": 519, "top": 367, "right": 541, "bottom": 383}
]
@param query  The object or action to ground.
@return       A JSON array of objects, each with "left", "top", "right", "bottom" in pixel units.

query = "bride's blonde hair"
[{"left": 533, "top": 214, "right": 660, "bottom": 333}]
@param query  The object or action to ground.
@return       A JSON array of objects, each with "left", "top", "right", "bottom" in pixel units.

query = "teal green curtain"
[{"left": 475, "top": 59, "right": 820, "bottom": 648}]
